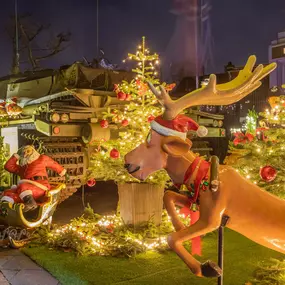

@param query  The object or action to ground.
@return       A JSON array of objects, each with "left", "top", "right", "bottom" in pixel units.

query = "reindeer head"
[
  {"left": 124, "top": 115, "right": 206, "bottom": 181},
  {"left": 124, "top": 56, "right": 276, "bottom": 182}
]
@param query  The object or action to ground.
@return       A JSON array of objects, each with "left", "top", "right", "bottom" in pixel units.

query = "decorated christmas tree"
[
  {"left": 87, "top": 37, "right": 174, "bottom": 186},
  {"left": 225, "top": 95, "right": 285, "bottom": 198}
]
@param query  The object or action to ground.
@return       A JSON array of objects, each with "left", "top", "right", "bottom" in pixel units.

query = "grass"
[{"left": 22, "top": 229, "right": 284, "bottom": 285}]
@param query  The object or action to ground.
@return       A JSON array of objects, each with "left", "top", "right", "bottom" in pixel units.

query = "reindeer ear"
[{"left": 162, "top": 136, "right": 191, "bottom": 157}]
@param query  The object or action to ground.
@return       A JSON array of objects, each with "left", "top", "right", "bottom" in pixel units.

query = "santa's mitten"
[{"left": 16, "top": 148, "right": 23, "bottom": 156}]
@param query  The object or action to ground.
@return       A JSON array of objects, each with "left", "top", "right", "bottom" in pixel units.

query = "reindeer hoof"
[{"left": 201, "top": 260, "right": 222, "bottom": 278}]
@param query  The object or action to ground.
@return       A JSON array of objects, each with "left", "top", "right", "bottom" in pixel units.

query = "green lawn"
[{"left": 22, "top": 229, "right": 284, "bottom": 285}]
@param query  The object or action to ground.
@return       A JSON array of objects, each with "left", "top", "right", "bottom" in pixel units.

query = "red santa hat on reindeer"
[{"left": 150, "top": 114, "right": 208, "bottom": 140}]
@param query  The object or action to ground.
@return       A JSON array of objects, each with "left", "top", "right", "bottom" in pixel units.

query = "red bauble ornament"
[
  {"left": 147, "top": 115, "right": 155, "bottom": 122},
  {"left": 110, "top": 148, "right": 120, "bottom": 159},
  {"left": 117, "top": 91, "right": 126, "bottom": 100},
  {"left": 121, "top": 119, "right": 129, "bottom": 126},
  {"left": 259, "top": 165, "right": 277, "bottom": 182},
  {"left": 87, "top": 178, "right": 96, "bottom": 187},
  {"left": 125, "top": 94, "right": 131, "bottom": 101},
  {"left": 100, "top": 120, "right": 109, "bottom": 128}
]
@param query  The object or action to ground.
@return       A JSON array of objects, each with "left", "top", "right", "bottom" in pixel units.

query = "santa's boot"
[{"left": 22, "top": 195, "right": 38, "bottom": 212}]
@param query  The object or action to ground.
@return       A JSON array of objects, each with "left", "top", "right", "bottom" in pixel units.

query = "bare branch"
[
  {"left": 19, "top": 23, "right": 37, "bottom": 69},
  {"left": 27, "top": 24, "right": 45, "bottom": 42},
  {"left": 35, "top": 32, "right": 71, "bottom": 61},
  {"left": 7, "top": 13, "right": 71, "bottom": 71}
]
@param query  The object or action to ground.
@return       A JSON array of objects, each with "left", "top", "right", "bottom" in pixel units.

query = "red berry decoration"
[
  {"left": 87, "top": 178, "right": 96, "bottom": 187},
  {"left": 125, "top": 94, "right": 131, "bottom": 101},
  {"left": 121, "top": 119, "right": 129, "bottom": 126},
  {"left": 110, "top": 148, "right": 120, "bottom": 159},
  {"left": 100, "top": 120, "right": 109, "bottom": 128},
  {"left": 147, "top": 115, "right": 155, "bottom": 122},
  {"left": 117, "top": 91, "right": 126, "bottom": 100},
  {"left": 259, "top": 165, "right": 277, "bottom": 182}
]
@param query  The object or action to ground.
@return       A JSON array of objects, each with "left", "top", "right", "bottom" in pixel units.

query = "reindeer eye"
[{"left": 146, "top": 132, "right": 152, "bottom": 144}]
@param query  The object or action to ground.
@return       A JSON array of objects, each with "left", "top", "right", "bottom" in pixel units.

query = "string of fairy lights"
[
  {"left": 228, "top": 95, "right": 284, "bottom": 188},
  {"left": 45, "top": 210, "right": 190, "bottom": 255},
  {"left": 88, "top": 37, "right": 171, "bottom": 185}
]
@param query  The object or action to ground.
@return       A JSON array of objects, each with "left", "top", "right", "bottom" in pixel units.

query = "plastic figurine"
[
  {"left": 124, "top": 56, "right": 284, "bottom": 278},
  {"left": 1, "top": 145, "right": 66, "bottom": 212}
]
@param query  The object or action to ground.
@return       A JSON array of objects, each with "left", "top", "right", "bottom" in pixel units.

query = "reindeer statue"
[{"left": 124, "top": 56, "right": 285, "bottom": 278}]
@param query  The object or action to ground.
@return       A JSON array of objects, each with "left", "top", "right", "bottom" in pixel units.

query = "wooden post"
[{"left": 118, "top": 183, "right": 164, "bottom": 225}]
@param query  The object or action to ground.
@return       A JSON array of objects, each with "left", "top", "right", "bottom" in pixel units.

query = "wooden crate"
[{"left": 118, "top": 183, "right": 164, "bottom": 225}]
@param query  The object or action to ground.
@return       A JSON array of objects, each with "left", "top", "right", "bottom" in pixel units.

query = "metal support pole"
[
  {"left": 218, "top": 215, "right": 229, "bottom": 285},
  {"left": 217, "top": 226, "right": 224, "bottom": 285},
  {"left": 96, "top": 0, "right": 99, "bottom": 59}
]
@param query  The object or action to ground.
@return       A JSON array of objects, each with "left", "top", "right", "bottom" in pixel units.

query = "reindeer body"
[
  {"left": 166, "top": 152, "right": 285, "bottom": 254},
  {"left": 219, "top": 166, "right": 285, "bottom": 253},
  {"left": 124, "top": 56, "right": 282, "bottom": 277}
]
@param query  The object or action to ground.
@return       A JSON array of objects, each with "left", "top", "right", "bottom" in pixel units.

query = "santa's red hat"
[{"left": 150, "top": 114, "right": 208, "bottom": 140}]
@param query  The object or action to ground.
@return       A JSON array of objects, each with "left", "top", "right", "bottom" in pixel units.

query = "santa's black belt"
[{"left": 29, "top": 176, "right": 48, "bottom": 181}]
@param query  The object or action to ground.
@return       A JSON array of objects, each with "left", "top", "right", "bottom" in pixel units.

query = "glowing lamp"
[
  {"left": 50, "top": 113, "right": 60, "bottom": 123},
  {"left": 61, "top": 113, "right": 69, "bottom": 123},
  {"left": 53, "top": 126, "right": 60, "bottom": 135}
]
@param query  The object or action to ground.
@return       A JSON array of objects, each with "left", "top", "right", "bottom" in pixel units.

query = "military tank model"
[
  {"left": 0, "top": 62, "right": 134, "bottom": 202},
  {"left": 183, "top": 108, "right": 226, "bottom": 157},
  {"left": 0, "top": 62, "right": 226, "bottom": 201}
]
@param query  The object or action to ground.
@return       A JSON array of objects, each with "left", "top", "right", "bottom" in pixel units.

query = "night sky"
[{"left": 0, "top": 0, "right": 284, "bottom": 77}]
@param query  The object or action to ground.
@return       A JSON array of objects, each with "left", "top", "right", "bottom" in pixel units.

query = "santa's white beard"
[{"left": 19, "top": 150, "right": 40, "bottom": 166}]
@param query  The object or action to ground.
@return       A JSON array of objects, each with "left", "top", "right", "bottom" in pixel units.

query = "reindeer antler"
[{"left": 148, "top": 56, "right": 277, "bottom": 120}]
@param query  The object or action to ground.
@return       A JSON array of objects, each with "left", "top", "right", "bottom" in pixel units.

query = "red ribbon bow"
[{"left": 233, "top": 132, "right": 254, "bottom": 146}]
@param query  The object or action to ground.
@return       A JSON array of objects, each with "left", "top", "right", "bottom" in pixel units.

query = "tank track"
[{"left": 41, "top": 137, "right": 86, "bottom": 203}]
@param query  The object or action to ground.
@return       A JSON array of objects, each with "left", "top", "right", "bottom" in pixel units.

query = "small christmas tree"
[
  {"left": 87, "top": 37, "right": 174, "bottom": 186},
  {"left": 0, "top": 136, "right": 9, "bottom": 189},
  {"left": 225, "top": 95, "right": 285, "bottom": 198}
]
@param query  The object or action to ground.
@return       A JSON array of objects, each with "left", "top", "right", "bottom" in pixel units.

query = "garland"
[{"left": 31, "top": 205, "right": 190, "bottom": 257}]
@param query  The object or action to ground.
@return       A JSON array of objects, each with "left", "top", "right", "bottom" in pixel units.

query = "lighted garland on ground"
[{"left": 32, "top": 206, "right": 190, "bottom": 257}]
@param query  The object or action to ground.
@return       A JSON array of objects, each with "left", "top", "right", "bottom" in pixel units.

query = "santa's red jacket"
[{"left": 4, "top": 154, "right": 66, "bottom": 191}]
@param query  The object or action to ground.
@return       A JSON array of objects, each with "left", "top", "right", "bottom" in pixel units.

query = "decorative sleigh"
[{"left": 0, "top": 182, "right": 65, "bottom": 248}]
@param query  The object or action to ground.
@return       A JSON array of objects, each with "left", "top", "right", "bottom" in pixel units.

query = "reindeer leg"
[
  {"left": 163, "top": 190, "right": 191, "bottom": 231},
  {"left": 167, "top": 220, "right": 221, "bottom": 278},
  {"left": 167, "top": 187, "right": 224, "bottom": 278}
]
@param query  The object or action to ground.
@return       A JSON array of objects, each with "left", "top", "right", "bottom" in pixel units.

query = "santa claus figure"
[{"left": 0, "top": 145, "right": 66, "bottom": 212}]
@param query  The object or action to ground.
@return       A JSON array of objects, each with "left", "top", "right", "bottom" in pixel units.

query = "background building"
[
  {"left": 269, "top": 30, "right": 285, "bottom": 95},
  {"left": 163, "top": 0, "right": 213, "bottom": 84}
]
